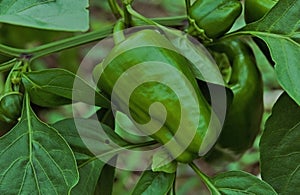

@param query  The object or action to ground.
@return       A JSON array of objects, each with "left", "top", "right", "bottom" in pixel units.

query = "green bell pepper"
[
  {"left": 0, "top": 92, "right": 23, "bottom": 124},
  {"left": 244, "top": 0, "right": 278, "bottom": 23},
  {"left": 189, "top": 0, "right": 242, "bottom": 39},
  {"left": 0, "top": 61, "right": 23, "bottom": 131},
  {"left": 93, "top": 29, "right": 221, "bottom": 163},
  {"left": 209, "top": 38, "right": 263, "bottom": 153}
]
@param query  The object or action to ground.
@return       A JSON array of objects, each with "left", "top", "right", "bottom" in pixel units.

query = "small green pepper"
[
  {"left": 0, "top": 61, "right": 23, "bottom": 136},
  {"left": 244, "top": 0, "right": 278, "bottom": 23},
  {"left": 0, "top": 92, "right": 23, "bottom": 124},
  {"left": 209, "top": 38, "right": 263, "bottom": 153},
  {"left": 189, "top": 0, "right": 242, "bottom": 39},
  {"left": 93, "top": 29, "right": 221, "bottom": 163}
]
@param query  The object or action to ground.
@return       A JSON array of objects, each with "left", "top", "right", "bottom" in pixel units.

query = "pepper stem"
[
  {"left": 185, "top": 0, "right": 191, "bottom": 16},
  {"left": 3, "top": 61, "right": 22, "bottom": 93},
  {"left": 0, "top": 59, "right": 17, "bottom": 72},
  {"left": 108, "top": 0, "right": 123, "bottom": 19},
  {"left": 167, "top": 172, "right": 177, "bottom": 195},
  {"left": 126, "top": 4, "right": 157, "bottom": 26},
  {"left": 122, "top": 0, "right": 133, "bottom": 27},
  {"left": 113, "top": 19, "right": 126, "bottom": 44},
  {"left": 188, "top": 162, "right": 221, "bottom": 195},
  {"left": 0, "top": 26, "right": 114, "bottom": 60}
]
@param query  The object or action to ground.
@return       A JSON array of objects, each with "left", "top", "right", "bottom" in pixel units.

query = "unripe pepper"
[
  {"left": 0, "top": 92, "right": 23, "bottom": 124},
  {"left": 93, "top": 29, "right": 221, "bottom": 163},
  {"left": 0, "top": 61, "right": 23, "bottom": 127},
  {"left": 189, "top": 0, "right": 242, "bottom": 39},
  {"left": 244, "top": 0, "right": 278, "bottom": 23},
  {"left": 209, "top": 38, "right": 263, "bottom": 153}
]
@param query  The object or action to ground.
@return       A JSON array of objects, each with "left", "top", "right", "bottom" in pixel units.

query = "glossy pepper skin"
[
  {"left": 93, "top": 30, "right": 221, "bottom": 163},
  {"left": 0, "top": 92, "right": 23, "bottom": 124},
  {"left": 0, "top": 64, "right": 23, "bottom": 135},
  {"left": 189, "top": 0, "right": 242, "bottom": 39},
  {"left": 244, "top": 0, "right": 278, "bottom": 23},
  {"left": 209, "top": 38, "right": 263, "bottom": 153}
]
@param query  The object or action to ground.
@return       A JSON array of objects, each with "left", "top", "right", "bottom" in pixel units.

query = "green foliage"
[
  {"left": 0, "top": 94, "right": 78, "bottom": 194},
  {"left": 260, "top": 93, "right": 300, "bottom": 194},
  {"left": 212, "top": 171, "right": 277, "bottom": 194},
  {"left": 131, "top": 170, "right": 175, "bottom": 195},
  {"left": 0, "top": 0, "right": 89, "bottom": 31},
  {"left": 243, "top": 0, "right": 300, "bottom": 105},
  {"left": 52, "top": 119, "right": 108, "bottom": 194},
  {"left": 0, "top": 0, "right": 299, "bottom": 194},
  {"left": 22, "top": 68, "right": 110, "bottom": 108}
]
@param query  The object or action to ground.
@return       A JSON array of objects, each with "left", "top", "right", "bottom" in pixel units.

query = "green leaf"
[
  {"left": 22, "top": 68, "right": 111, "bottom": 108},
  {"left": 260, "top": 93, "right": 300, "bottom": 194},
  {"left": 0, "top": 94, "right": 78, "bottom": 194},
  {"left": 115, "top": 111, "right": 153, "bottom": 144},
  {"left": 131, "top": 170, "right": 175, "bottom": 195},
  {"left": 52, "top": 118, "right": 130, "bottom": 159},
  {"left": 52, "top": 118, "right": 127, "bottom": 195},
  {"left": 243, "top": 0, "right": 300, "bottom": 105},
  {"left": 72, "top": 160, "right": 104, "bottom": 195},
  {"left": 52, "top": 118, "right": 100, "bottom": 162},
  {"left": 53, "top": 119, "right": 103, "bottom": 194},
  {"left": 164, "top": 29, "right": 225, "bottom": 86},
  {"left": 0, "top": 0, "right": 89, "bottom": 31},
  {"left": 151, "top": 149, "right": 177, "bottom": 174},
  {"left": 95, "top": 158, "right": 116, "bottom": 195},
  {"left": 53, "top": 118, "right": 128, "bottom": 162},
  {"left": 53, "top": 118, "right": 159, "bottom": 194},
  {"left": 212, "top": 171, "right": 277, "bottom": 195}
]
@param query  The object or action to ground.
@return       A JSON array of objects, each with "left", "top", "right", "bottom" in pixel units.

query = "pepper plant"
[{"left": 0, "top": 0, "right": 299, "bottom": 194}]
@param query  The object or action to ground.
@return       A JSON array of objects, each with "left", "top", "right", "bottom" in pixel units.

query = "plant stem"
[
  {"left": 3, "top": 60, "right": 22, "bottom": 93},
  {"left": 0, "top": 25, "right": 114, "bottom": 61},
  {"left": 108, "top": 0, "right": 123, "bottom": 19},
  {"left": 122, "top": 0, "right": 133, "bottom": 27},
  {"left": 126, "top": 4, "right": 156, "bottom": 25},
  {"left": 0, "top": 58, "right": 17, "bottom": 72},
  {"left": 0, "top": 15, "right": 187, "bottom": 61},
  {"left": 131, "top": 15, "right": 187, "bottom": 27},
  {"left": 32, "top": 26, "right": 114, "bottom": 60},
  {"left": 0, "top": 45, "right": 24, "bottom": 58},
  {"left": 169, "top": 172, "right": 177, "bottom": 195},
  {"left": 152, "top": 16, "right": 187, "bottom": 26},
  {"left": 189, "top": 162, "right": 221, "bottom": 195},
  {"left": 185, "top": 0, "right": 191, "bottom": 16},
  {"left": 113, "top": 19, "right": 126, "bottom": 44}
]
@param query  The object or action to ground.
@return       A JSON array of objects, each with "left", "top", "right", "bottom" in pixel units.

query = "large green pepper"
[
  {"left": 93, "top": 29, "right": 221, "bottom": 163},
  {"left": 209, "top": 38, "right": 263, "bottom": 153},
  {"left": 244, "top": 0, "right": 278, "bottom": 23},
  {"left": 189, "top": 0, "right": 242, "bottom": 39}
]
